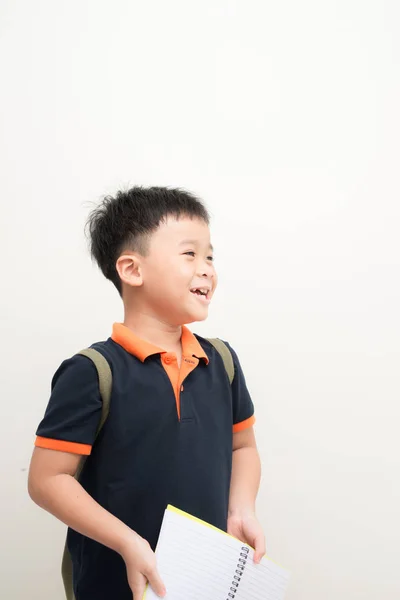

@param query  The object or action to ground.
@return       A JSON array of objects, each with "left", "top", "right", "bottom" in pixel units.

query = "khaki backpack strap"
[
  {"left": 61, "top": 547, "right": 74, "bottom": 600},
  {"left": 62, "top": 347, "right": 112, "bottom": 600},
  {"left": 77, "top": 348, "right": 113, "bottom": 437},
  {"left": 206, "top": 338, "right": 235, "bottom": 385}
]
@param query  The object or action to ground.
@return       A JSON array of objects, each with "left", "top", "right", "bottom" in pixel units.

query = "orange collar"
[{"left": 111, "top": 323, "right": 209, "bottom": 364}]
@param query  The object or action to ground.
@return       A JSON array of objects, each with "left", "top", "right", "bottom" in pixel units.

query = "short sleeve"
[
  {"left": 224, "top": 343, "right": 255, "bottom": 433},
  {"left": 35, "top": 354, "right": 102, "bottom": 455}
]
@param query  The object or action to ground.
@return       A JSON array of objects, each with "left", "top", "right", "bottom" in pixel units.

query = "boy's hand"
[
  {"left": 120, "top": 532, "right": 166, "bottom": 599},
  {"left": 227, "top": 512, "right": 266, "bottom": 564}
]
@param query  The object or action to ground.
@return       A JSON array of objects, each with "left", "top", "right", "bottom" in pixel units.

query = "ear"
[{"left": 116, "top": 253, "right": 143, "bottom": 288}]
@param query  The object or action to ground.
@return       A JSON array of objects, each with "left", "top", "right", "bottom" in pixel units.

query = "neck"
[{"left": 123, "top": 308, "right": 183, "bottom": 352}]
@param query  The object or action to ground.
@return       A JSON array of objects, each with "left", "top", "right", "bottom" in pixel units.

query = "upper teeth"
[{"left": 193, "top": 288, "right": 208, "bottom": 294}]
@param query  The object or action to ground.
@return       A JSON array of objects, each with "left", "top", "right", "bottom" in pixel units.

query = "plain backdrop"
[{"left": 1, "top": 1, "right": 399, "bottom": 599}]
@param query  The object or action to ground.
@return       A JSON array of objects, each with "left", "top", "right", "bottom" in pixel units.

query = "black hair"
[{"left": 86, "top": 186, "right": 210, "bottom": 295}]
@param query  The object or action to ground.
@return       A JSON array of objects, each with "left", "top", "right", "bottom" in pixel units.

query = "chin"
[{"left": 182, "top": 309, "right": 209, "bottom": 325}]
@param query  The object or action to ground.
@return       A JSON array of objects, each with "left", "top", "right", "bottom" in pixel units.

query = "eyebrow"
[{"left": 180, "top": 240, "right": 214, "bottom": 251}]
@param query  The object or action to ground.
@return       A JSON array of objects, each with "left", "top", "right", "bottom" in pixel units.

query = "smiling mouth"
[{"left": 190, "top": 287, "right": 211, "bottom": 301}]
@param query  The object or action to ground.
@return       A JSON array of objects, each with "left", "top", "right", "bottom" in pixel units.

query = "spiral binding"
[{"left": 227, "top": 546, "right": 250, "bottom": 599}]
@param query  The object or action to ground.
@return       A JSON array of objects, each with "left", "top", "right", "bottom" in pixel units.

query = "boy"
[{"left": 28, "top": 186, "right": 265, "bottom": 600}]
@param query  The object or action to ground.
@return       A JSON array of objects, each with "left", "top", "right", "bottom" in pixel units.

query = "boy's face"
[{"left": 137, "top": 216, "right": 217, "bottom": 325}]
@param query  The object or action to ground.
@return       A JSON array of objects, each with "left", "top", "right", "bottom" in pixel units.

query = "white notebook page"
[{"left": 145, "top": 506, "right": 289, "bottom": 600}]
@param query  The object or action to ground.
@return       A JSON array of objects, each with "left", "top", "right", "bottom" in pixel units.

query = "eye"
[
  {"left": 207, "top": 256, "right": 214, "bottom": 262},
  {"left": 184, "top": 251, "right": 195, "bottom": 257}
]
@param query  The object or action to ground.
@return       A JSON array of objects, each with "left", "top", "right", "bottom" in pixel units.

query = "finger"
[
  {"left": 129, "top": 570, "right": 150, "bottom": 600},
  {"left": 131, "top": 579, "right": 146, "bottom": 600},
  {"left": 253, "top": 533, "right": 266, "bottom": 564},
  {"left": 146, "top": 566, "right": 166, "bottom": 597}
]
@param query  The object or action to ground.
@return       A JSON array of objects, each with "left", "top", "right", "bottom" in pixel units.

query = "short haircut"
[{"left": 86, "top": 186, "right": 210, "bottom": 295}]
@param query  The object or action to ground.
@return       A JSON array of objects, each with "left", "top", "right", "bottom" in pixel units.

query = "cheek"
[
  {"left": 143, "top": 257, "right": 195, "bottom": 292},
  {"left": 172, "top": 260, "right": 195, "bottom": 281},
  {"left": 150, "top": 263, "right": 192, "bottom": 292}
]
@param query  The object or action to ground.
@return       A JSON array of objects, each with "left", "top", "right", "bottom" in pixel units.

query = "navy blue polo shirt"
[{"left": 35, "top": 324, "right": 255, "bottom": 600}]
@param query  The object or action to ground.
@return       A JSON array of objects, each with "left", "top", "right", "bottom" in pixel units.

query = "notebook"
[{"left": 144, "top": 505, "right": 290, "bottom": 600}]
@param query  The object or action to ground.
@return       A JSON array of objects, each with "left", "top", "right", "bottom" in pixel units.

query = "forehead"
[{"left": 150, "top": 216, "right": 211, "bottom": 247}]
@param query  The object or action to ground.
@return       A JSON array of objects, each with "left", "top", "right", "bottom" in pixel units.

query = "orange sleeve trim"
[
  {"left": 35, "top": 436, "right": 92, "bottom": 456},
  {"left": 233, "top": 415, "right": 256, "bottom": 433}
]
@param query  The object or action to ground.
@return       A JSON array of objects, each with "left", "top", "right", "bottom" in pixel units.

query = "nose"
[{"left": 198, "top": 259, "right": 215, "bottom": 279}]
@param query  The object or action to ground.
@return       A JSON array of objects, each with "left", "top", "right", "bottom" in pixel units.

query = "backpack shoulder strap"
[
  {"left": 206, "top": 338, "right": 235, "bottom": 385},
  {"left": 62, "top": 347, "right": 112, "bottom": 600},
  {"left": 77, "top": 348, "right": 112, "bottom": 436}
]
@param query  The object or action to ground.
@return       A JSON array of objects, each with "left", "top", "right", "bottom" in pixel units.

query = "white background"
[{"left": 1, "top": 1, "right": 399, "bottom": 599}]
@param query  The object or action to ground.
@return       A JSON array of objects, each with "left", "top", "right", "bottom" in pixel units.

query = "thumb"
[
  {"left": 253, "top": 533, "right": 266, "bottom": 564},
  {"left": 146, "top": 566, "right": 166, "bottom": 598}
]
